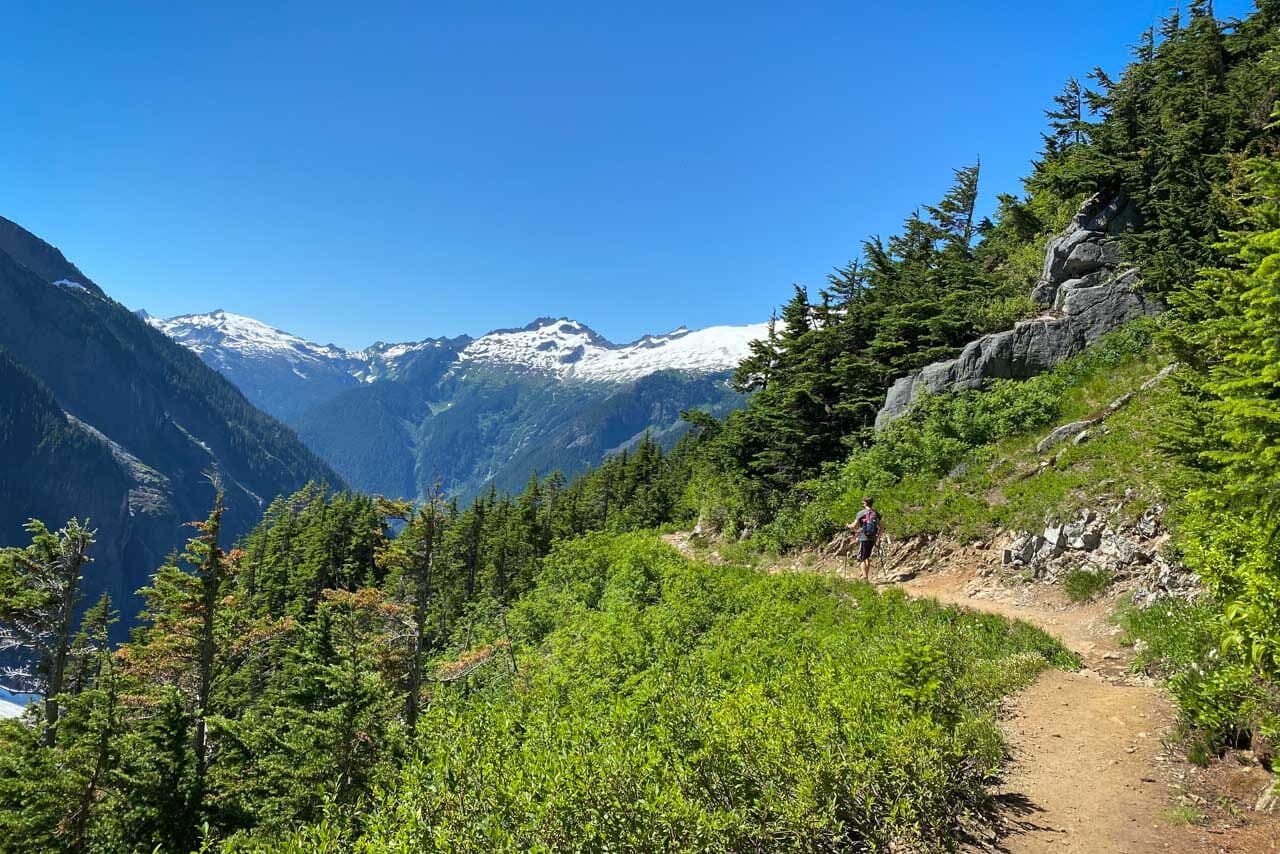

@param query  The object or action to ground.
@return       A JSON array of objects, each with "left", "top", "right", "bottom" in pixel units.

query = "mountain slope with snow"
[
  {"left": 149, "top": 310, "right": 764, "bottom": 500},
  {"left": 148, "top": 309, "right": 356, "bottom": 370},
  {"left": 147, "top": 310, "right": 468, "bottom": 421},
  {"left": 456, "top": 317, "right": 769, "bottom": 383}
]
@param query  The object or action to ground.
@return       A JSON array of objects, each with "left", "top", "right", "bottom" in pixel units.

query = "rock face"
[
  {"left": 0, "top": 216, "right": 343, "bottom": 635},
  {"left": 876, "top": 192, "right": 1158, "bottom": 429}
]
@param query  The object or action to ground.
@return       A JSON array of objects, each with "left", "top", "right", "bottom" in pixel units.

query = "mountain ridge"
[
  {"left": 148, "top": 310, "right": 767, "bottom": 385},
  {"left": 148, "top": 309, "right": 763, "bottom": 500}
]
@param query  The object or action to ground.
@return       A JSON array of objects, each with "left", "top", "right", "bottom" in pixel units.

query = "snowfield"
[
  {"left": 457, "top": 318, "right": 769, "bottom": 382},
  {"left": 148, "top": 309, "right": 351, "bottom": 367}
]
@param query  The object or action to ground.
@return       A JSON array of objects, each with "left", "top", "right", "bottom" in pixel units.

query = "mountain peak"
[
  {"left": 458, "top": 317, "right": 766, "bottom": 381},
  {"left": 148, "top": 310, "right": 353, "bottom": 364}
]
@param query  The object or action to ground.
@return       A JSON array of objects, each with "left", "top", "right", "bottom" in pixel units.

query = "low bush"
[
  {"left": 1121, "top": 598, "right": 1280, "bottom": 765},
  {"left": 237, "top": 533, "right": 1073, "bottom": 852}
]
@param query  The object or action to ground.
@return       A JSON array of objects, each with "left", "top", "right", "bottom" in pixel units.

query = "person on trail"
[{"left": 846, "top": 497, "right": 881, "bottom": 581}]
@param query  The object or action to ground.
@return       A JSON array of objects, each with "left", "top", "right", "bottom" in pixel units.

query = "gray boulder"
[
  {"left": 1097, "top": 531, "right": 1145, "bottom": 568},
  {"left": 1256, "top": 781, "right": 1278, "bottom": 814},
  {"left": 1135, "top": 506, "right": 1162, "bottom": 539},
  {"left": 1002, "top": 534, "right": 1040, "bottom": 566},
  {"left": 1051, "top": 272, "right": 1105, "bottom": 310},
  {"left": 1141, "top": 362, "right": 1179, "bottom": 390},
  {"left": 1104, "top": 392, "right": 1133, "bottom": 416},
  {"left": 875, "top": 191, "right": 1159, "bottom": 430}
]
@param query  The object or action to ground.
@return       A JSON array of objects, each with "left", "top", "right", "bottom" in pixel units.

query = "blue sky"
[{"left": 4, "top": 1, "right": 1257, "bottom": 349}]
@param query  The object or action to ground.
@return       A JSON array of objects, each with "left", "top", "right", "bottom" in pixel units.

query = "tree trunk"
[
  {"left": 405, "top": 510, "right": 435, "bottom": 732},
  {"left": 44, "top": 528, "right": 90, "bottom": 746}
]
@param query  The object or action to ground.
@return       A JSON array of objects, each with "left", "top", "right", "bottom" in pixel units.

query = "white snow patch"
[{"left": 52, "top": 279, "right": 88, "bottom": 292}]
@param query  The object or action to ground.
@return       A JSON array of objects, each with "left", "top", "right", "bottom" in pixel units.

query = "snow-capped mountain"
[
  {"left": 149, "top": 308, "right": 364, "bottom": 374},
  {"left": 149, "top": 311, "right": 764, "bottom": 414},
  {"left": 146, "top": 310, "right": 371, "bottom": 421},
  {"left": 146, "top": 310, "right": 464, "bottom": 419},
  {"left": 148, "top": 310, "right": 764, "bottom": 500},
  {"left": 457, "top": 317, "right": 770, "bottom": 383}
]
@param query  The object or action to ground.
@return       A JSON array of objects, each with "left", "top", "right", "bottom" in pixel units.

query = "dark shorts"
[{"left": 859, "top": 538, "right": 876, "bottom": 561}]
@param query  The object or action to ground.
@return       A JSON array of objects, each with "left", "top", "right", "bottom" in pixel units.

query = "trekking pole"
[{"left": 876, "top": 534, "right": 888, "bottom": 580}]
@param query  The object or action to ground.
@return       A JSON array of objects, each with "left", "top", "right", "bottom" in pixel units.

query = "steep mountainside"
[
  {"left": 0, "top": 216, "right": 342, "bottom": 628},
  {"left": 153, "top": 311, "right": 764, "bottom": 499}
]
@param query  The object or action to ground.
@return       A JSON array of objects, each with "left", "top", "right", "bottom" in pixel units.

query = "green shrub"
[
  {"left": 246, "top": 533, "right": 1072, "bottom": 852},
  {"left": 1120, "top": 598, "right": 1280, "bottom": 764},
  {"left": 1062, "top": 568, "right": 1114, "bottom": 602}
]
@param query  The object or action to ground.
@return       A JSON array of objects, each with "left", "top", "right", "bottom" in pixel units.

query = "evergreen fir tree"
[{"left": 0, "top": 517, "right": 95, "bottom": 744}]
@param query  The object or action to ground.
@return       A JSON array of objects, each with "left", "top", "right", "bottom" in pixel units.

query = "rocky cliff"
[{"left": 875, "top": 192, "right": 1159, "bottom": 428}]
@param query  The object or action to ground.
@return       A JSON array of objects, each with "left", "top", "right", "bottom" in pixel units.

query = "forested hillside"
[
  {"left": 1, "top": 3, "right": 1279, "bottom": 851},
  {"left": 0, "top": 217, "right": 342, "bottom": 628}
]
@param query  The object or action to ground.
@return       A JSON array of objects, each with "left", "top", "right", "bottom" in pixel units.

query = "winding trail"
[
  {"left": 898, "top": 561, "right": 1278, "bottom": 854},
  {"left": 901, "top": 566, "right": 1180, "bottom": 853},
  {"left": 664, "top": 532, "right": 1278, "bottom": 852}
]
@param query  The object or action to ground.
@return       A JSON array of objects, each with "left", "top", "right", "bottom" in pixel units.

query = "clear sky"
[{"left": 4, "top": 1, "right": 1258, "bottom": 349}]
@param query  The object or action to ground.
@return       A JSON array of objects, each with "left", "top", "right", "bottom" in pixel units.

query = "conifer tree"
[
  {"left": 926, "top": 161, "right": 982, "bottom": 253},
  {"left": 377, "top": 487, "right": 449, "bottom": 730},
  {"left": 1043, "top": 78, "right": 1092, "bottom": 154},
  {"left": 0, "top": 517, "right": 95, "bottom": 744},
  {"left": 59, "top": 594, "right": 121, "bottom": 852},
  {"left": 191, "top": 492, "right": 226, "bottom": 790}
]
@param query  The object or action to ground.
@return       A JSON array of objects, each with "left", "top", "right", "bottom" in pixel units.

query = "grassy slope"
[
  {"left": 880, "top": 355, "right": 1187, "bottom": 542},
  {"left": 752, "top": 322, "right": 1194, "bottom": 556}
]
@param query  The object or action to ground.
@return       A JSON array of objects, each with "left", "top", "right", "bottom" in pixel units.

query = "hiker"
[{"left": 846, "top": 497, "right": 881, "bottom": 581}]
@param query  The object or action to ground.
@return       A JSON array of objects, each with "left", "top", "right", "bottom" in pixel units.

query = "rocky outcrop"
[
  {"left": 997, "top": 501, "right": 1200, "bottom": 606},
  {"left": 1036, "top": 420, "right": 1093, "bottom": 454},
  {"left": 875, "top": 192, "right": 1158, "bottom": 429}
]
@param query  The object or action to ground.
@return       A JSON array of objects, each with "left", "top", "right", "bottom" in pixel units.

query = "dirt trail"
[
  {"left": 898, "top": 562, "right": 1277, "bottom": 854},
  {"left": 902, "top": 565, "right": 1181, "bottom": 852}
]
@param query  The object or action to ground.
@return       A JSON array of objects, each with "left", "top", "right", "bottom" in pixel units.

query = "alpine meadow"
[{"left": 2, "top": 3, "right": 1280, "bottom": 852}]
